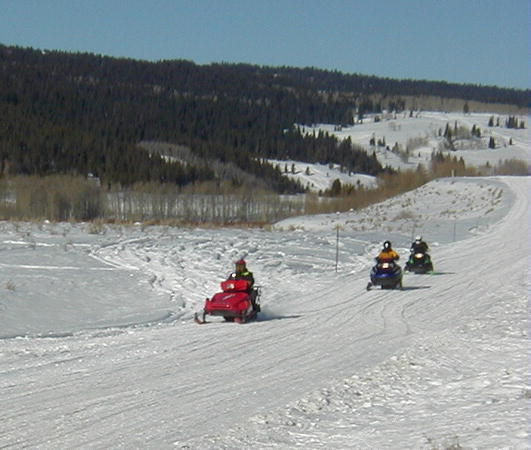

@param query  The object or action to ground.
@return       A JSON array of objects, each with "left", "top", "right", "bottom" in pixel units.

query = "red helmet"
[{"left": 235, "top": 259, "right": 246, "bottom": 266}]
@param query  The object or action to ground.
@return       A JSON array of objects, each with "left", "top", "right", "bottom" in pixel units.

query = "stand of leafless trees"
[{"left": 0, "top": 176, "right": 305, "bottom": 224}]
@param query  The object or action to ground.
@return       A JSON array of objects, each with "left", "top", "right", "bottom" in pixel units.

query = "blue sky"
[{"left": 1, "top": 0, "right": 529, "bottom": 89}]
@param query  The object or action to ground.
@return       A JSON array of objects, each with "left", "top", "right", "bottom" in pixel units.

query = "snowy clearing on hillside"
[
  {"left": 309, "top": 111, "right": 529, "bottom": 171},
  {"left": 277, "top": 111, "right": 529, "bottom": 192},
  {"left": 268, "top": 159, "right": 377, "bottom": 192},
  {"left": 0, "top": 176, "right": 528, "bottom": 449}
]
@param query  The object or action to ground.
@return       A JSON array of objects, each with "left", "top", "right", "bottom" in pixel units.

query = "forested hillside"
[{"left": 0, "top": 44, "right": 528, "bottom": 192}]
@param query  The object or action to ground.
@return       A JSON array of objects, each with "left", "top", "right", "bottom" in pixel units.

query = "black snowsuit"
[{"left": 411, "top": 241, "right": 428, "bottom": 254}]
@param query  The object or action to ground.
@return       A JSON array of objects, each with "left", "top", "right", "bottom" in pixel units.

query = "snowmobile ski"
[{"left": 194, "top": 311, "right": 207, "bottom": 324}]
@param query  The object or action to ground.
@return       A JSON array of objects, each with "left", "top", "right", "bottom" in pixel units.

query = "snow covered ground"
[{"left": 0, "top": 175, "right": 528, "bottom": 449}]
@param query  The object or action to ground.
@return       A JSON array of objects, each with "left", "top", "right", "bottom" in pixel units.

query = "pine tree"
[{"left": 330, "top": 178, "right": 342, "bottom": 196}]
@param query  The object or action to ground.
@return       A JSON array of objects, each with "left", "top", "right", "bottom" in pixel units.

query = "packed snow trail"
[{"left": 0, "top": 177, "right": 528, "bottom": 449}]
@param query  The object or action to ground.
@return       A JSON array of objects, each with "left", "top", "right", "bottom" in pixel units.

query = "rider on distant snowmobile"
[
  {"left": 410, "top": 236, "right": 429, "bottom": 254},
  {"left": 377, "top": 241, "right": 400, "bottom": 262},
  {"left": 406, "top": 235, "right": 433, "bottom": 271}
]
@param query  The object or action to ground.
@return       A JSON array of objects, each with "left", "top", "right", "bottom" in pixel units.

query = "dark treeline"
[{"left": 1, "top": 44, "right": 528, "bottom": 193}]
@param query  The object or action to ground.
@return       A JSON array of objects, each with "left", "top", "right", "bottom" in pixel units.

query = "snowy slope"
[
  {"left": 271, "top": 111, "right": 528, "bottom": 193},
  {"left": 268, "top": 159, "right": 377, "bottom": 192},
  {"left": 309, "top": 111, "right": 530, "bottom": 171},
  {"left": 0, "top": 176, "right": 528, "bottom": 449}
]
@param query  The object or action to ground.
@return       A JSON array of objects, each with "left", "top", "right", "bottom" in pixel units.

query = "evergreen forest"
[{"left": 1, "top": 44, "right": 529, "bottom": 194}]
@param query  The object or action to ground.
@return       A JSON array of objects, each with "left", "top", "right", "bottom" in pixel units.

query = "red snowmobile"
[{"left": 194, "top": 279, "right": 261, "bottom": 324}]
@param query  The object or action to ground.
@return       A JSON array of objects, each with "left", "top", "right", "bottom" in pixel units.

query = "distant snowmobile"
[
  {"left": 194, "top": 279, "right": 261, "bottom": 324},
  {"left": 366, "top": 259, "right": 403, "bottom": 290},
  {"left": 404, "top": 251, "right": 434, "bottom": 274}
]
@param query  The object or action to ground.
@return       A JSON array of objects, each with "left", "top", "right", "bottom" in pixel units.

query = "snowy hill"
[
  {"left": 311, "top": 111, "right": 529, "bottom": 170},
  {"left": 277, "top": 111, "right": 529, "bottom": 192},
  {"left": 0, "top": 176, "right": 529, "bottom": 449}
]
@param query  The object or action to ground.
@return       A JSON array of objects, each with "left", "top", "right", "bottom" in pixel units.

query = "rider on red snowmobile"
[
  {"left": 194, "top": 259, "right": 260, "bottom": 324},
  {"left": 228, "top": 259, "right": 258, "bottom": 310},
  {"left": 228, "top": 259, "right": 254, "bottom": 286}
]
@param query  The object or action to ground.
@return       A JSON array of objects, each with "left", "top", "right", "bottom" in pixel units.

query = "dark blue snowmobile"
[{"left": 366, "top": 259, "right": 403, "bottom": 290}]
